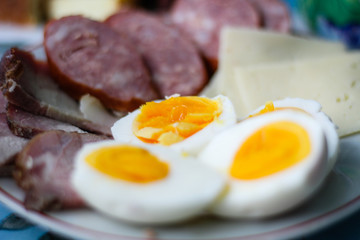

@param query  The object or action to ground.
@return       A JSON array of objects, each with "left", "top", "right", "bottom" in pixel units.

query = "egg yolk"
[
  {"left": 230, "top": 121, "right": 311, "bottom": 180},
  {"left": 249, "top": 101, "right": 305, "bottom": 118},
  {"left": 85, "top": 145, "right": 169, "bottom": 183},
  {"left": 133, "top": 96, "right": 222, "bottom": 145}
]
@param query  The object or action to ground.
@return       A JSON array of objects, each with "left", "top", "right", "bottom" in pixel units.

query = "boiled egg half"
[
  {"left": 71, "top": 140, "right": 226, "bottom": 224},
  {"left": 247, "top": 98, "right": 339, "bottom": 173},
  {"left": 198, "top": 110, "right": 328, "bottom": 218},
  {"left": 111, "top": 95, "right": 236, "bottom": 156}
]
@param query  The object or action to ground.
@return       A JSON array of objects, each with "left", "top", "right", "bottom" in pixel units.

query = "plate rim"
[{"left": 1, "top": 182, "right": 360, "bottom": 240}]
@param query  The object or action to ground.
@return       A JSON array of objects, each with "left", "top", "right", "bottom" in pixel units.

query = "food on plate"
[
  {"left": 44, "top": 15, "right": 159, "bottom": 112},
  {"left": 79, "top": 94, "right": 119, "bottom": 128},
  {"left": 0, "top": 113, "right": 28, "bottom": 177},
  {"left": 0, "top": 88, "right": 6, "bottom": 113},
  {"left": 247, "top": 98, "right": 339, "bottom": 173},
  {"left": 170, "top": 0, "right": 261, "bottom": 71},
  {"left": 249, "top": 0, "right": 290, "bottom": 32},
  {"left": 198, "top": 110, "right": 329, "bottom": 218},
  {"left": 71, "top": 140, "right": 226, "bottom": 224},
  {"left": 46, "top": 0, "right": 134, "bottom": 21},
  {"left": 6, "top": 104, "right": 84, "bottom": 139},
  {"left": 233, "top": 53, "right": 360, "bottom": 137},
  {"left": 105, "top": 9, "right": 208, "bottom": 97},
  {"left": 201, "top": 27, "right": 346, "bottom": 115},
  {"left": 111, "top": 95, "right": 237, "bottom": 156},
  {"left": 14, "top": 130, "right": 108, "bottom": 211},
  {"left": 0, "top": 48, "right": 113, "bottom": 136}
]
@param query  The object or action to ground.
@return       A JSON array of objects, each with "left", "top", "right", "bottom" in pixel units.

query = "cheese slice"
[
  {"left": 234, "top": 53, "right": 360, "bottom": 137},
  {"left": 203, "top": 27, "right": 346, "bottom": 114},
  {"left": 47, "top": 0, "right": 134, "bottom": 21}
]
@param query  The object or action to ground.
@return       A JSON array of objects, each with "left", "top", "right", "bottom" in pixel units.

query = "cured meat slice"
[
  {"left": 6, "top": 104, "right": 84, "bottom": 139},
  {"left": 105, "top": 10, "right": 208, "bottom": 97},
  {"left": 0, "top": 113, "right": 28, "bottom": 177},
  {"left": 0, "top": 48, "right": 113, "bottom": 136},
  {"left": 14, "top": 130, "right": 107, "bottom": 211},
  {"left": 249, "top": 0, "right": 291, "bottom": 33},
  {"left": 0, "top": 88, "right": 6, "bottom": 113},
  {"left": 44, "top": 15, "right": 159, "bottom": 112},
  {"left": 170, "top": 0, "right": 260, "bottom": 71}
]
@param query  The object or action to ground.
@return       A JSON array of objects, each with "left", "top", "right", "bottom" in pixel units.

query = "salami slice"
[
  {"left": 250, "top": 0, "right": 291, "bottom": 33},
  {"left": 105, "top": 10, "right": 208, "bottom": 97},
  {"left": 170, "top": 0, "right": 261, "bottom": 71},
  {"left": 44, "top": 15, "right": 159, "bottom": 112}
]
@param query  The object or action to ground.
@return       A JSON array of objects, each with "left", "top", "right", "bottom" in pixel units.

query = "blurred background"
[{"left": 0, "top": 0, "right": 360, "bottom": 50}]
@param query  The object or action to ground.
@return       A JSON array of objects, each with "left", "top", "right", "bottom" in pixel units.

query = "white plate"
[{"left": 1, "top": 134, "right": 360, "bottom": 240}]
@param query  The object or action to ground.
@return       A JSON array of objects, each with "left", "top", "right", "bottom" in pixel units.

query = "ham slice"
[
  {"left": 14, "top": 130, "right": 107, "bottom": 210},
  {"left": 0, "top": 113, "right": 28, "bottom": 177}
]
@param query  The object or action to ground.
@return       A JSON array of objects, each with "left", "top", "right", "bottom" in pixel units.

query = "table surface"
[{"left": 0, "top": 202, "right": 360, "bottom": 240}]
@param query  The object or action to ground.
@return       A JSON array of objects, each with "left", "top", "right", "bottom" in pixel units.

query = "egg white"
[
  {"left": 247, "top": 98, "right": 339, "bottom": 174},
  {"left": 71, "top": 140, "right": 226, "bottom": 224},
  {"left": 111, "top": 95, "right": 237, "bottom": 156},
  {"left": 198, "top": 110, "right": 328, "bottom": 218}
]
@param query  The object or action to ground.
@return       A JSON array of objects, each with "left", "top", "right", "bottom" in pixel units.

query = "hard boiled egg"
[
  {"left": 111, "top": 95, "right": 236, "bottom": 156},
  {"left": 247, "top": 98, "right": 339, "bottom": 173},
  {"left": 71, "top": 140, "right": 226, "bottom": 224},
  {"left": 198, "top": 110, "right": 328, "bottom": 218}
]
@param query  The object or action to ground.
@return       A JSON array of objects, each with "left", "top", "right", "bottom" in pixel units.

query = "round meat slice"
[
  {"left": 250, "top": 0, "right": 291, "bottom": 33},
  {"left": 105, "top": 10, "right": 208, "bottom": 97},
  {"left": 170, "top": 0, "right": 260, "bottom": 71},
  {"left": 44, "top": 15, "right": 159, "bottom": 112}
]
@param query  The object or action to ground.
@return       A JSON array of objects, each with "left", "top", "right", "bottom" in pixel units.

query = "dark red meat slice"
[
  {"left": 44, "top": 15, "right": 159, "bottom": 112},
  {"left": 105, "top": 10, "right": 208, "bottom": 97},
  {"left": 14, "top": 130, "right": 107, "bottom": 211},
  {"left": 170, "top": 0, "right": 260, "bottom": 71},
  {"left": 0, "top": 113, "right": 28, "bottom": 177},
  {"left": 0, "top": 88, "right": 6, "bottom": 113},
  {"left": 250, "top": 0, "right": 291, "bottom": 33},
  {"left": 6, "top": 103, "right": 84, "bottom": 139},
  {"left": 0, "top": 48, "right": 113, "bottom": 136}
]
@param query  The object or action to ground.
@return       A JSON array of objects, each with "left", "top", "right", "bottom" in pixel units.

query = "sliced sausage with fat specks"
[
  {"left": 105, "top": 10, "right": 208, "bottom": 97},
  {"left": 44, "top": 16, "right": 159, "bottom": 112},
  {"left": 170, "top": 0, "right": 261, "bottom": 71},
  {"left": 249, "top": 0, "right": 291, "bottom": 33}
]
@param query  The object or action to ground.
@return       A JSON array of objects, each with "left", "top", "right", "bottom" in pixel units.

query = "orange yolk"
[
  {"left": 230, "top": 121, "right": 311, "bottom": 180},
  {"left": 133, "top": 96, "right": 222, "bottom": 145},
  {"left": 249, "top": 101, "right": 306, "bottom": 118},
  {"left": 85, "top": 145, "right": 169, "bottom": 183}
]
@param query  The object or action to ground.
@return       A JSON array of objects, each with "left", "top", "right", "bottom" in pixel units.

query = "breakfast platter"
[
  {"left": 0, "top": 133, "right": 359, "bottom": 240},
  {"left": 2, "top": 0, "right": 360, "bottom": 239}
]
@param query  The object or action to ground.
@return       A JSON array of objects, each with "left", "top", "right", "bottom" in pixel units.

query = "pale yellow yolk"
[
  {"left": 249, "top": 101, "right": 306, "bottom": 118},
  {"left": 85, "top": 145, "right": 169, "bottom": 183},
  {"left": 133, "top": 96, "right": 222, "bottom": 145},
  {"left": 230, "top": 121, "right": 311, "bottom": 180}
]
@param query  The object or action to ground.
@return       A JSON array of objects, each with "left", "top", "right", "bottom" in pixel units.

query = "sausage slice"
[
  {"left": 106, "top": 10, "right": 208, "bottom": 97},
  {"left": 170, "top": 0, "right": 261, "bottom": 71},
  {"left": 44, "top": 15, "right": 159, "bottom": 112}
]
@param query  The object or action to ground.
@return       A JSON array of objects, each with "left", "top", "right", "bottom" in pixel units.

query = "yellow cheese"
[
  {"left": 234, "top": 53, "right": 360, "bottom": 137},
  {"left": 47, "top": 0, "right": 133, "bottom": 21},
  {"left": 201, "top": 28, "right": 346, "bottom": 114}
]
